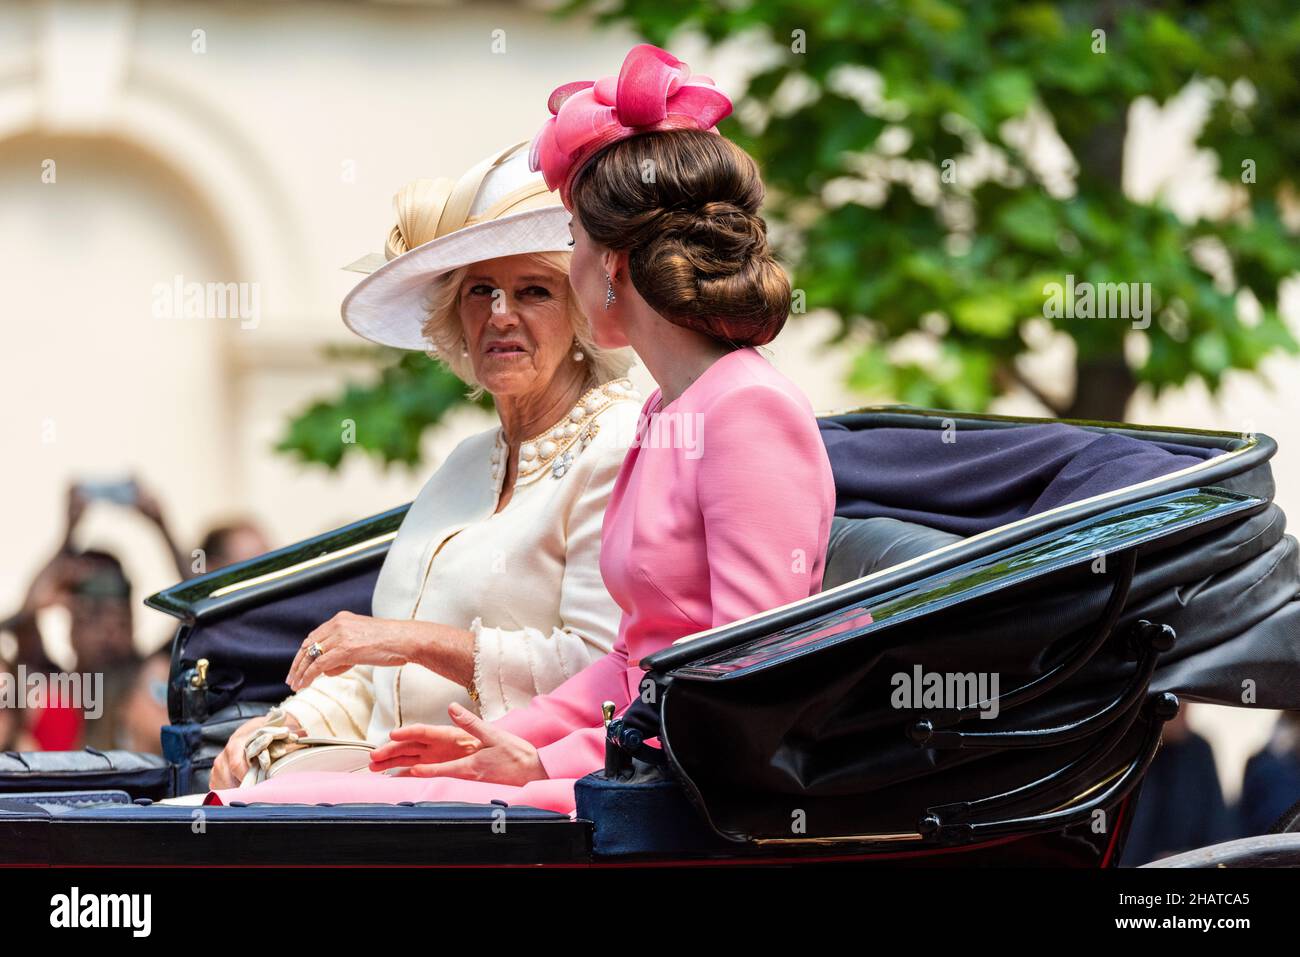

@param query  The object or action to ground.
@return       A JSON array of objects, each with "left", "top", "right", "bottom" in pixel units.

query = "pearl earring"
[
  {"left": 460, "top": 339, "right": 469, "bottom": 358},
  {"left": 573, "top": 345, "right": 585, "bottom": 361},
  {"left": 605, "top": 274, "right": 616, "bottom": 309}
]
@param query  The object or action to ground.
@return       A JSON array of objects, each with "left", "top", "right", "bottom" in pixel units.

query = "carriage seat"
[
  {"left": 0, "top": 748, "right": 173, "bottom": 801},
  {"left": 822, "top": 515, "right": 963, "bottom": 590}
]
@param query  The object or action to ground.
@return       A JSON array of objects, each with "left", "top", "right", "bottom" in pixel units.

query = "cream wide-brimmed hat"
[{"left": 341, "top": 141, "right": 572, "bottom": 351}]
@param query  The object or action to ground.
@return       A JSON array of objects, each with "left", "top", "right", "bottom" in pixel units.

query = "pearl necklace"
[{"left": 490, "top": 377, "right": 638, "bottom": 487}]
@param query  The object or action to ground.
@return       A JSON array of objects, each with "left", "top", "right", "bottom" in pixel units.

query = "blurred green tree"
[
  {"left": 276, "top": 346, "right": 491, "bottom": 469},
  {"left": 279, "top": 0, "right": 1300, "bottom": 468}
]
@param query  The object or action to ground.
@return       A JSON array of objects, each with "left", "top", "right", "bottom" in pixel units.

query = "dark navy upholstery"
[
  {"left": 178, "top": 563, "right": 381, "bottom": 713},
  {"left": 575, "top": 765, "right": 730, "bottom": 858},
  {"left": 819, "top": 419, "right": 1216, "bottom": 535}
]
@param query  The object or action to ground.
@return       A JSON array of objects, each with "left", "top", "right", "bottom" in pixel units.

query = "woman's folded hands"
[
  {"left": 368, "top": 702, "right": 548, "bottom": 786},
  {"left": 211, "top": 711, "right": 305, "bottom": 790}
]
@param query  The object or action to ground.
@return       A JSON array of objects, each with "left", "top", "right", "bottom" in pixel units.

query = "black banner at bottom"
[{"left": 0, "top": 864, "right": 1279, "bottom": 942}]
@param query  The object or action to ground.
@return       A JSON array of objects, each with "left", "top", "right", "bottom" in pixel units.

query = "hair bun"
[
  {"left": 573, "top": 130, "right": 791, "bottom": 346},
  {"left": 685, "top": 201, "right": 767, "bottom": 260}
]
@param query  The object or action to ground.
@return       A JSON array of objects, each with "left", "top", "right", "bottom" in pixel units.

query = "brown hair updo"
[{"left": 570, "top": 128, "right": 791, "bottom": 347}]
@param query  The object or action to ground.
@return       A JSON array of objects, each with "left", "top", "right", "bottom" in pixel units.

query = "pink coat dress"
[{"left": 207, "top": 348, "right": 836, "bottom": 813}]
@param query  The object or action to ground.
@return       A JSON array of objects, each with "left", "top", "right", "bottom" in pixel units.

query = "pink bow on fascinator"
[{"left": 529, "top": 43, "right": 734, "bottom": 207}]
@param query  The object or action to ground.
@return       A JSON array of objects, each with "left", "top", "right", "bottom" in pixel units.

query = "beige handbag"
[{"left": 239, "top": 707, "right": 376, "bottom": 787}]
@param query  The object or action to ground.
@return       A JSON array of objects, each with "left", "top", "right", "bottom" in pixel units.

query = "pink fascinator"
[{"left": 529, "top": 43, "right": 734, "bottom": 208}]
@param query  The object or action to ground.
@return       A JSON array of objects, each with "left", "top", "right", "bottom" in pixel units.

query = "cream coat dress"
[{"left": 280, "top": 378, "right": 640, "bottom": 741}]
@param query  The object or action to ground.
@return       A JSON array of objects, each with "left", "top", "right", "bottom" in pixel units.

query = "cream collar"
[{"left": 490, "top": 377, "right": 638, "bottom": 488}]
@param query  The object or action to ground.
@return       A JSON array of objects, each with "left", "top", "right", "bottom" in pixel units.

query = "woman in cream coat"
[{"left": 210, "top": 141, "right": 640, "bottom": 787}]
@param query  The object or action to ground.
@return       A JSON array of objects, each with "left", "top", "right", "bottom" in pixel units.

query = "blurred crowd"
[
  {"left": 0, "top": 481, "right": 267, "bottom": 756},
  {"left": 1118, "top": 708, "right": 1300, "bottom": 865}
]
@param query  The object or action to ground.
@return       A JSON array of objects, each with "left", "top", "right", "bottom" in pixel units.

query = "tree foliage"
[
  {"left": 276, "top": 348, "right": 491, "bottom": 468},
  {"left": 572, "top": 0, "right": 1300, "bottom": 420},
  {"left": 279, "top": 0, "right": 1300, "bottom": 468}
]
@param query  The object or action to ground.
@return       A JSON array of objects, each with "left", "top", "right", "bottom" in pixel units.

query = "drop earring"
[
  {"left": 573, "top": 341, "right": 585, "bottom": 362},
  {"left": 605, "top": 274, "right": 616, "bottom": 310},
  {"left": 460, "top": 339, "right": 469, "bottom": 358}
]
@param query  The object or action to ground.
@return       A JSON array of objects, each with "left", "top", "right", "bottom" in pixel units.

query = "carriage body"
[{"left": 3, "top": 407, "right": 1298, "bottom": 867}]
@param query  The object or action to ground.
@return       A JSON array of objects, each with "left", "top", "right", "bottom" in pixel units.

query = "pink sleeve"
[
  {"left": 698, "top": 384, "right": 832, "bottom": 628},
  {"left": 492, "top": 637, "right": 629, "bottom": 749},
  {"left": 532, "top": 725, "right": 607, "bottom": 781}
]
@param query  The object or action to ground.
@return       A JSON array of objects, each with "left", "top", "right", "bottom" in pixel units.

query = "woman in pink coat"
[{"left": 206, "top": 44, "right": 835, "bottom": 814}]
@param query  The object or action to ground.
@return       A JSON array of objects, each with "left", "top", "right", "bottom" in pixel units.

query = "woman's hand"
[
  {"left": 286, "top": 612, "right": 425, "bottom": 692},
  {"left": 210, "top": 712, "right": 303, "bottom": 789},
  {"left": 369, "top": 703, "right": 547, "bottom": 786},
  {"left": 367, "top": 717, "right": 482, "bottom": 771}
]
